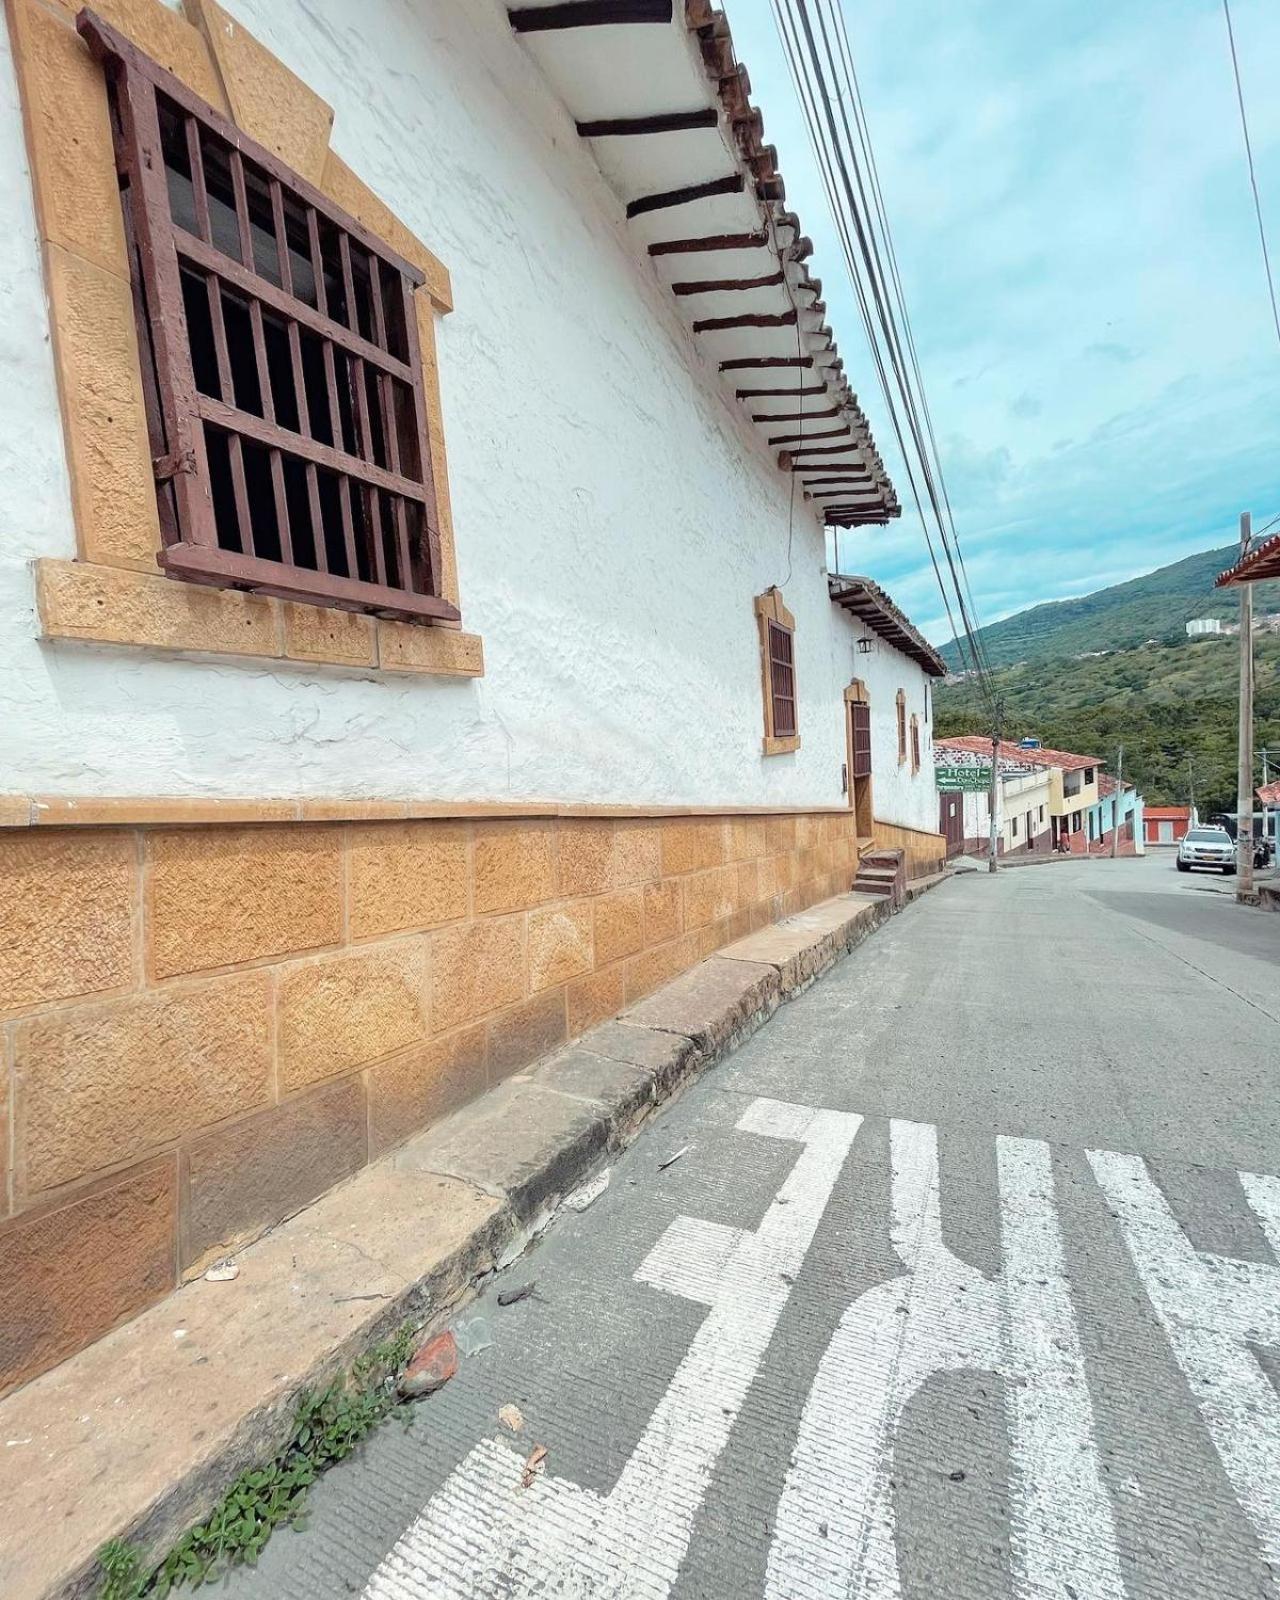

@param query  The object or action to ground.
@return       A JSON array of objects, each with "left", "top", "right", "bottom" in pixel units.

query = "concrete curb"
[{"left": 0, "top": 885, "right": 930, "bottom": 1600}]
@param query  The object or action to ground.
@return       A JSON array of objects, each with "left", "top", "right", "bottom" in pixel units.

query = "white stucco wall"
[
  {"left": 0, "top": 0, "right": 937, "bottom": 823},
  {"left": 957, "top": 769, "right": 1054, "bottom": 851}
]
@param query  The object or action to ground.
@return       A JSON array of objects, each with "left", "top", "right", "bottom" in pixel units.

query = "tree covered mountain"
[
  {"left": 935, "top": 631, "right": 1280, "bottom": 814},
  {"left": 941, "top": 544, "right": 1280, "bottom": 671}
]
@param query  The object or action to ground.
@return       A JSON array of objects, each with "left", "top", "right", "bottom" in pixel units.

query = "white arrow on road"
[{"left": 766, "top": 1121, "right": 1126, "bottom": 1600}]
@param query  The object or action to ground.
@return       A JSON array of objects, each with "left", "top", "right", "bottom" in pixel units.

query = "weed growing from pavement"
[{"left": 97, "top": 1323, "right": 419, "bottom": 1598}]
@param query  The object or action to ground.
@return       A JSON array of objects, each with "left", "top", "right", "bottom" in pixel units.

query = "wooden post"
[
  {"left": 1111, "top": 744, "right": 1124, "bottom": 859},
  {"left": 1237, "top": 511, "right": 1255, "bottom": 900},
  {"left": 987, "top": 701, "right": 1002, "bottom": 874}
]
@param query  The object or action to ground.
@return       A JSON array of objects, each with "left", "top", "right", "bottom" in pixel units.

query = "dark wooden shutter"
[
  {"left": 767, "top": 621, "right": 796, "bottom": 737},
  {"left": 850, "top": 700, "right": 871, "bottom": 777},
  {"left": 81, "top": 8, "right": 458, "bottom": 624},
  {"left": 911, "top": 717, "right": 921, "bottom": 772}
]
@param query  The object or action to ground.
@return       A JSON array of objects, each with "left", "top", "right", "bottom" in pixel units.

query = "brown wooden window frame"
[
  {"left": 896, "top": 688, "right": 907, "bottom": 766},
  {"left": 850, "top": 698, "right": 871, "bottom": 779},
  {"left": 844, "top": 679, "right": 872, "bottom": 839},
  {"left": 910, "top": 713, "right": 921, "bottom": 774},
  {"left": 754, "top": 588, "right": 800, "bottom": 755},
  {"left": 767, "top": 621, "right": 797, "bottom": 739},
  {"left": 80, "top": 8, "right": 459, "bottom": 626}
]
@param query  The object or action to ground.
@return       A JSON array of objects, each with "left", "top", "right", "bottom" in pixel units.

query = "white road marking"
[
  {"left": 362, "top": 1098, "right": 862, "bottom": 1599},
  {"left": 1089, "top": 1148, "right": 1280, "bottom": 1580},
  {"left": 765, "top": 1121, "right": 1125, "bottom": 1600}
]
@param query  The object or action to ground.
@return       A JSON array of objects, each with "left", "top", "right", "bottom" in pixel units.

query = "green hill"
[
  {"left": 935, "top": 632, "right": 1280, "bottom": 814},
  {"left": 942, "top": 544, "right": 1280, "bottom": 671}
]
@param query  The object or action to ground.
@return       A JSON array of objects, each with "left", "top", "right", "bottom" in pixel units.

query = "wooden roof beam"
[
  {"left": 627, "top": 173, "right": 743, "bottom": 218},
  {"left": 672, "top": 270, "right": 785, "bottom": 294},
  {"left": 768, "top": 425, "right": 852, "bottom": 445},
  {"left": 720, "top": 355, "right": 811, "bottom": 371},
  {"left": 735, "top": 383, "right": 827, "bottom": 399},
  {"left": 511, "top": 0, "right": 672, "bottom": 30},
  {"left": 692, "top": 310, "right": 796, "bottom": 332},
  {"left": 649, "top": 230, "right": 770, "bottom": 255},
  {"left": 577, "top": 109, "right": 718, "bottom": 136}
]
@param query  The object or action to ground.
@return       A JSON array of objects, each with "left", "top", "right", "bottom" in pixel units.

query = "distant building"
[
  {"left": 934, "top": 738, "right": 1102, "bottom": 855},
  {"left": 937, "top": 737, "right": 1103, "bottom": 852},
  {"left": 1259, "top": 781, "right": 1280, "bottom": 852},
  {"left": 1089, "top": 774, "right": 1145, "bottom": 854},
  {"left": 1144, "top": 806, "right": 1192, "bottom": 846},
  {"left": 1186, "top": 618, "right": 1224, "bottom": 637}
]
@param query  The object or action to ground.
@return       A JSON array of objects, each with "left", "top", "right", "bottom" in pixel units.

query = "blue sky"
[{"left": 724, "top": 0, "right": 1280, "bottom": 643}]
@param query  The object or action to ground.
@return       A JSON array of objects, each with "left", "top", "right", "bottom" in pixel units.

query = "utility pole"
[
  {"left": 987, "top": 699, "right": 1002, "bottom": 874},
  {"left": 1111, "top": 743, "right": 1124, "bottom": 859},
  {"left": 1236, "top": 511, "right": 1255, "bottom": 901}
]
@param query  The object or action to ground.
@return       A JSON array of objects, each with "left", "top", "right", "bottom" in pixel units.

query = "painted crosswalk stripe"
[
  {"left": 1089, "top": 1148, "right": 1280, "bottom": 1583},
  {"left": 362, "top": 1098, "right": 862, "bottom": 1599}
]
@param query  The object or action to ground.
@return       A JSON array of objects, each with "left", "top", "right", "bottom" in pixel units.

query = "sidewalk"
[{"left": 0, "top": 880, "right": 947, "bottom": 1600}]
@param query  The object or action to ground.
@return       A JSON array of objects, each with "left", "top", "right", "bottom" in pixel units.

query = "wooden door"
[{"left": 939, "top": 791, "right": 964, "bottom": 857}]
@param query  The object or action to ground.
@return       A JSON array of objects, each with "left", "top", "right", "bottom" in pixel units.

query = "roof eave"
[
  {"left": 828, "top": 573, "right": 947, "bottom": 676},
  {"left": 507, "top": 0, "right": 899, "bottom": 527}
]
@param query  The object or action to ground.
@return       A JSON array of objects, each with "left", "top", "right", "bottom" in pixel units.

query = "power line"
[
  {"left": 768, "top": 0, "right": 974, "bottom": 685},
  {"left": 1223, "top": 0, "right": 1280, "bottom": 352},
  {"left": 825, "top": 0, "right": 995, "bottom": 684},
  {"left": 771, "top": 0, "right": 996, "bottom": 709}
]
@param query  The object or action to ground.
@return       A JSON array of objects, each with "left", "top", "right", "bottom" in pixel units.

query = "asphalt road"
[{"left": 227, "top": 852, "right": 1280, "bottom": 1600}]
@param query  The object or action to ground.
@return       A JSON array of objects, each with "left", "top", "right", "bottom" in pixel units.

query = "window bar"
[
  {"left": 269, "top": 178, "right": 310, "bottom": 432},
  {"left": 183, "top": 116, "right": 212, "bottom": 245},
  {"left": 369, "top": 258, "right": 415, "bottom": 587},
  {"left": 336, "top": 476, "right": 359, "bottom": 580},
  {"left": 262, "top": 175, "right": 297, "bottom": 563},
  {"left": 308, "top": 212, "right": 348, "bottom": 448},
  {"left": 366, "top": 484, "right": 389, "bottom": 587},
  {"left": 338, "top": 231, "right": 359, "bottom": 337},
  {"left": 181, "top": 124, "right": 251, "bottom": 552},
  {"left": 340, "top": 233, "right": 380, "bottom": 582},
  {"left": 89, "top": 36, "right": 215, "bottom": 546},
  {"left": 399, "top": 274, "right": 441, "bottom": 596},
  {"left": 301, "top": 209, "right": 333, "bottom": 575}
]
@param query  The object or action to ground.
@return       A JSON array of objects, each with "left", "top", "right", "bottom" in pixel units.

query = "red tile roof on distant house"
[
  {"left": 1145, "top": 806, "right": 1191, "bottom": 819},
  {"left": 934, "top": 736, "right": 1101, "bottom": 773},
  {"left": 1097, "top": 773, "right": 1133, "bottom": 796},
  {"left": 1258, "top": 780, "right": 1280, "bottom": 806}
]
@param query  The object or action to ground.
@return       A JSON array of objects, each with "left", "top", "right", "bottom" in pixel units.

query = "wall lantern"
[{"left": 856, "top": 637, "right": 874, "bottom": 654}]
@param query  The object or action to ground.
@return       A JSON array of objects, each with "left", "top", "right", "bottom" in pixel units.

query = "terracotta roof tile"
[{"left": 933, "top": 736, "right": 1101, "bottom": 773}]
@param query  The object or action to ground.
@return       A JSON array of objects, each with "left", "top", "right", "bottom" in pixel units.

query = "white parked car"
[{"left": 1177, "top": 826, "right": 1237, "bottom": 875}]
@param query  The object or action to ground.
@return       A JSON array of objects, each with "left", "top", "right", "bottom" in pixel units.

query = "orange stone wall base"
[{"left": 0, "top": 805, "right": 863, "bottom": 1396}]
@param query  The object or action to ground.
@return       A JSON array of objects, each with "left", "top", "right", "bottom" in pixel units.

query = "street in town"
[{"left": 224, "top": 854, "right": 1280, "bottom": 1600}]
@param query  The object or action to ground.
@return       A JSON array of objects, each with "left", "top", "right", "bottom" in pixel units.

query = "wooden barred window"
[
  {"left": 910, "top": 714, "right": 921, "bottom": 774},
  {"left": 755, "top": 588, "right": 799, "bottom": 754},
  {"left": 896, "top": 689, "right": 907, "bottom": 765},
  {"left": 81, "top": 10, "right": 457, "bottom": 624},
  {"left": 849, "top": 699, "right": 871, "bottom": 779},
  {"left": 767, "top": 621, "right": 797, "bottom": 739}
]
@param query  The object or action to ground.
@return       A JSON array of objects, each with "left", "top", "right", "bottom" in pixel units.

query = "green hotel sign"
[{"left": 935, "top": 764, "right": 991, "bottom": 793}]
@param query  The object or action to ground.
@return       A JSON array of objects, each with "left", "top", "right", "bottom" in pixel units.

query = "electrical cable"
[
  {"left": 827, "top": 0, "right": 995, "bottom": 682},
  {"left": 769, "top": 0, "right": 974, "bottom": 685},
  {"left": 1223, "top": 0, "right": 1280, "bottom": 353},
  {"left": 805, "top": 0, "right": 991, "bottom": 693},
  {"left": 772, "top": 0, "right": 995, "bottom": 709}
]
